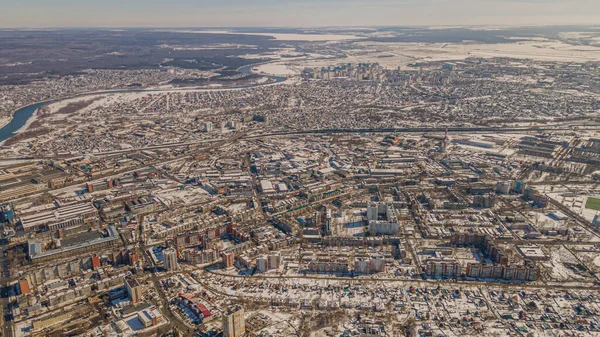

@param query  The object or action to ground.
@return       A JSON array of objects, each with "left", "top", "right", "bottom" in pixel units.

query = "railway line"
[{"left": 1, "top": 125, "right": 595, "bottom": 162}]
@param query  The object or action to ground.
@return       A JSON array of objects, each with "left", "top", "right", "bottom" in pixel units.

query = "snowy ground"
[
  {"left": 542, "top": 246, "right": 588, "bottom": 281},
  {"left": 283, "top": 39, "right": 600, "bottom": 71},
  {"left": 253, "top": 63, "right": 301, "bottom": 76},
  {"left": 334, "top": 208, "right": 366, "bottom": 237},
  {"left": 158, "top": 30, "right": 365, "bottom": 41}
]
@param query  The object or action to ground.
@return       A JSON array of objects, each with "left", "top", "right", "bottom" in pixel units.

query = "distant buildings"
[
  {"left": 92, "top": 255, "right": 101, "bottom": 269},
  {"left": 354, "top": 254, "right": 385, "bottom": 274},
  {"left": 367, "top": 203, "right": 399, "bottom": 235},
  {"left": 252, "top": 115, "right": 269, "bottom": 123},
  {"left": 496, "top": 181, "right": 512, "bottom": 194},
  {"left": 450, "top": 233, "right": 540, "bottom": 281},
  {"left": 20, "top": 202, "right": 98, "bottom": 231},
  {"left": 111, "top": 249, "right": 139, "bottom": 266},
  {"left": 307, "top": 255, "right": 349, "bottom": 274},
  {"left": 426, "top": 259, "right": 462, "bottom": 278},
  {"left": 473, "top": 194, "right": 496, "bottom": 208},
  {"left": 256, "top": 251, "right": 281, "bottom": 272},
  {"left": 495, "top": 181, "right": 548, "bottom": 208},
  {"left": 453, "top": 139, "right": 495, "bottom": 149},
  {"left": 27, "top": 226, "right": 119, "bottom": 262},
  {"left": 178, "top": 293, "right": 213, "bottom": 321},
  {"left": 302, "top": 63, "right": 394, "bottom": 83},
  {"left": 184, "top": 248, "right": 220, "bottom": 265}
]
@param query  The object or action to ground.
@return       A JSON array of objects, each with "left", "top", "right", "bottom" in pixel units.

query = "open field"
[{"left": 586, "top": 197, "right": 600, "bottom": 211}]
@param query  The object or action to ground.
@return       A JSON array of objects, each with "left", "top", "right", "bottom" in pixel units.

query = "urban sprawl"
[{"left": 1, "top": 56, "right": 600, "bottom": 337}]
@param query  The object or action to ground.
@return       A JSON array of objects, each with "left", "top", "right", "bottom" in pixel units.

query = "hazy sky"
[{"left": 1, "top": 0, "right": 599, "bottom": 28}]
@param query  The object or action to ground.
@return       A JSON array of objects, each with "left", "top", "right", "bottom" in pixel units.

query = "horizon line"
[{"left": 1, "top": 24, "right": 598, "bottom": 30}]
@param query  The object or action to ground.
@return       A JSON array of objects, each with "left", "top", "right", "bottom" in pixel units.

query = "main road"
[{"left": 0, "top": 247, "right": 13, "bottom": 337}]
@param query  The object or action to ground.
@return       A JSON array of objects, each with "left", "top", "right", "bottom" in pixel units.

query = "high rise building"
[
  {"left": 223, "top": 305, "right": 245, "bottom": 337},
  {"left": 204, "top": 122, "right": 213, "bottom": 132},
  {"left": 163, "top": 248, "right": 178, "bottom": 271},
  {"left": 128, "top": 250, "right": 139, "bottom": 266},
  {"left": 442, "top": 125, "right": 449, "bottom": 152},
  {"left": 366, "top": 203, "right": 399, "bottom": 235},
  {"left": 222, "top": 252, "right": 234, "bottom": 268},
  {"left": 125, "top": 276, "right": 143, "bottom": 303},
  {"left": 256, "top": 255, "right": 268, "bottom": 272},
  {"left": 268, "top": 252, "right": 281, "bottom": 270}
]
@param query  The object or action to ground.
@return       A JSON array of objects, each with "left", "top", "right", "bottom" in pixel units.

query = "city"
[{"left": 1, "top": 5, "right": 600, "bottom": 337}]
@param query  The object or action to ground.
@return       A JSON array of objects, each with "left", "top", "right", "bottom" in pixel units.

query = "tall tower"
[
  {"left": 223, "top": 306, "right": 245, "bottom": 337},
  {"left": 441, "top": 126, "right": 449, "bottom": 153},
  {"left": 163, "top": 248, "right": 178, "bottom": 271}
]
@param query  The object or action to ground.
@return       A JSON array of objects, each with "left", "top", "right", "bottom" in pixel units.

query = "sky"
[{"left": 1, "top": 0, "right": 600, "bottom": 28}]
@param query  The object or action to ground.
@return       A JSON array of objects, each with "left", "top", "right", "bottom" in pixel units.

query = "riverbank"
[
  {"left": 0, "top": 100, "right": 48, "bottom": 135},
  {"left": 14, "top": 107, "right": 38, "bottom": 134},
  {"left": 0, "top": 117, "right": 11, "bottom": 130},
  {"left": 0, "top": 101, "right": 49, "bottom": 144},
  {"left": 0, "top": 64, "right": 290, "bottom": 145}
]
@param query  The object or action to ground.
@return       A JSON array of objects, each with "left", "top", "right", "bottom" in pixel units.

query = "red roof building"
[
  {"left": 19, "top": 280, "right": 30, "bottom": 295},
  {"left": 92, "top": 255, "right": 101, "bottom": 269}
]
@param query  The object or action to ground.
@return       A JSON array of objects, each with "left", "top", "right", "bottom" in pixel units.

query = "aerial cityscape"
[{"left": 1, "top": 2, "right": 600, "bottom": 337}]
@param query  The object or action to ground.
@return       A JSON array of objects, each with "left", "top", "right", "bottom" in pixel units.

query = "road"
[
  {"left": 0, "top": 248, "right": 13, "bottom": 337},
  {"left": 140, "top": 240, "right": 194, "bottom": 336}
]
